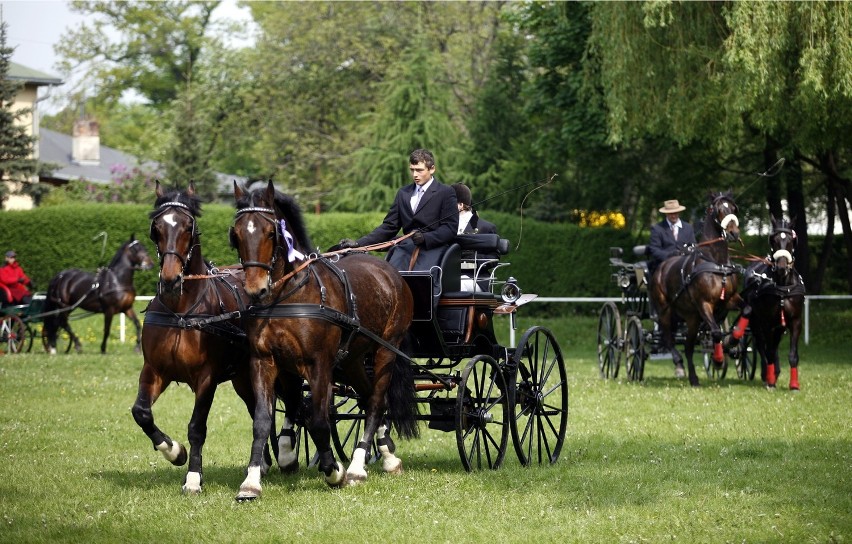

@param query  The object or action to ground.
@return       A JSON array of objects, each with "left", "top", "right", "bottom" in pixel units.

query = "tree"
[
  {"left": 0, "top": 20, "right": 39, "bottom": 206},
  {"left": 586, "top": 1, "right": 852, "bottom": 292}
]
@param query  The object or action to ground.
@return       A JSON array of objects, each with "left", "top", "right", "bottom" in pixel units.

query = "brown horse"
[
  {"left": 740, "top": 216, "right": 805, "bottom": 390},
  {"left": 133, "top": 182, "right": 284, "bottom": 494},
  {"left": 43, "top": 234, "right": 154, "bottom": 353},
  {"left": 651, "top": 190, "right": 743, "bottom": 386},
  {"left": 229, "top": 180, "right": 416, "bottom": 500}
]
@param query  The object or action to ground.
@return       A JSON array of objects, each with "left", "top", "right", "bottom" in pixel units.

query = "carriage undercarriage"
[{"left": 597, "top": 245, "right": 757, "bottom": 383}]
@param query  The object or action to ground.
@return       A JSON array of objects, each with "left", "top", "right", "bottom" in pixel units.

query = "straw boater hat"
[{"left": 659, "top": 199, "right": 686, "bottom": 214}]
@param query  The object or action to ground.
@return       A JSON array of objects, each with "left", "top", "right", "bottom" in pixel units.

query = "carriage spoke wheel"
[
  {"left": 274, "top": 395, "right": 315, "bottom": 468},
  {"left": 510, "top": 326, "right": 568, "bottom": 467},
  {"left": 455, "top": 355, "right": 509, "bottom": 472},
  {"left": 330, "top": 388, "right": 379, "bottom": 465},
  {"left": 735, "top": 331, "right": 757, "bottom": 381},
  {"left": 624, "top": 316, "right": 646, "bottom": 382},
  {"left": 0, "top": 316, "right": 27, "bottom": 354},
  {"left": 597, "top": 302, "right": 622, "bottom": 379},
  {"left": 38, "top": 324, "right": 73, "bottom": 354}
]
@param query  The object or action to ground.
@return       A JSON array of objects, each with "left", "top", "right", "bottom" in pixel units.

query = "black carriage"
[
  {"left": 0, "top": 294, "right": 56, "bottom": 354},
  {"left": 596, "top": 245, "right": 756, "bottom": 382},
  {"left": 286, "top": 234, "right": 568, "bottom": 472}
]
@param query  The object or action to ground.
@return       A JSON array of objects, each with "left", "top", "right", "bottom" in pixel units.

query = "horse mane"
[
  {"left": 109, "top": 236, "right": 138, "bottom": 268},
  {"left": 149, "top": 186, "right": 203, "bottom": 219},
  {"left": 235, "top": 185, "right": 313, "bottom": 251}
]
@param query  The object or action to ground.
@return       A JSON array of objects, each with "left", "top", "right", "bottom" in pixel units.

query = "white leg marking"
[
  {"left": 237, "top": 465, "right": 263, "bottom": 501},
  {"left": 377, "top": 425, "right": 403, "bottom": 475},
  {"left": 277, "top": 419, "right": 298, "bottom": 471},
  {"left": 155, "top": 440, "right": 183, "bottom": 463},
  {"left": 183, "top": 471, "right": 202, "bottom": 494},
  {"left": 325, "top": 461, "right": 347, "bottom": 487},
  {"left": 346, "top": 448, "right": 368, "bottom": 485}
]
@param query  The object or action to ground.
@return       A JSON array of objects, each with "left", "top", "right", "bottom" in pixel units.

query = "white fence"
[{"left": 126, "top": 295, "right": 849, "bottom": 347}]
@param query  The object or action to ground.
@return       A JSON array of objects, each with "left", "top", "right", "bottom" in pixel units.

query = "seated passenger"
[
  {"left": 453, "top": 183, "right": 500, "bottom": 291},
  {"left": 0, "top": 250, "right": 33, "bottom": 305}
]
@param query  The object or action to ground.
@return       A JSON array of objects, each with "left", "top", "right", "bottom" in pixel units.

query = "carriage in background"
[{"left": 596, "top": 243, "right": 756, "bottom": 382}]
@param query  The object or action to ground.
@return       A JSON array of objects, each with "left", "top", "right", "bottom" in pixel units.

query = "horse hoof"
[
  {"left": 346, "top": 472, "right": 367, "bottom": 486},
  {"left": 674, "top": 366, "right": 685, "bottom": 378},
  {"left": 236, "top": 486, "right": 261, "bottom": 501},
  {"left": 383, "top": 459, "right": 403, "bottom": 475},
  {"left": 173, "top": 445, "right": 188, "bottom": 467},
  {"left": 279, "top": 460, "right": 299, "bottom": 474},
  {"left": 182, "top": 471, "right": 202, "bottom": 494}
]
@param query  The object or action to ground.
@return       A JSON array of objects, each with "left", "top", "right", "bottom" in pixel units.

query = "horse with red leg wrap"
[
  {"left": 737, "top": 216, "right": 805, "bottom": 390},
  {"left": 229, "top": 181, "right": 417, "bottom": 500},
  {"left": 651, "top": 190, "right": 744, "bottom": 386}
]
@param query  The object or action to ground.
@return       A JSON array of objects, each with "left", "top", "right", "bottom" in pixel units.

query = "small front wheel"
[
  {"left": 0, "top": 316, "right": 27, "bottom": 354},
  {"left": 597, "top": 302, "right": 622, "bottom": 379},
  {"left": 456, "top": 355, "right": 509, "bottom": 471}
]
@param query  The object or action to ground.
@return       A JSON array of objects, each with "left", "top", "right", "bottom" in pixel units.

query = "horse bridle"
[
  {"left": 709, "top": 194, "right": 740, "bottom": 242},
  {"left": 150, "top": 201, "right": 199, "bottom": 277},
  {"left": 231, "top": 206, "right": 285, "bottom": 288},
  {"left": 770, "top": 223, "right": 796, "bottom": 270}
]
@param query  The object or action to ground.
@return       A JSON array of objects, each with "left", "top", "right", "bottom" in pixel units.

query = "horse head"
[
  {"left": 706, "top": 190, "right": 740, "bottom": 244},
  {"left": 232, "top": 180, "right": 312, "bottom": 302},
  {"left": 149, "top": 181, "right": 202, "bottom": 295},
  {"left": 769, "top": 215, "right": 797, "bottom": 283}
]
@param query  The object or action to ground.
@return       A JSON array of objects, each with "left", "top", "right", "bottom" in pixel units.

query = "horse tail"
[
  {"left": 386, "top": 352, "right": 420, "bottom": 439},
  {"left": 41, "top": 273, "right": 65, "bottom": 345}
]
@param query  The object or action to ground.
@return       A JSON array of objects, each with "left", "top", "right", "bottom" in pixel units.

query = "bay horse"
[
  {"left": 43, "top": 234, "right": 154, "bottom": 354},
  {"left": 134, "top": 182, "right": 289, "bottom": 494},
  {"left": 651, "top": 190, "right": 742, "bottom": 386},
  {"left": 229, "top": 180, "right": 416, "bottom": 500},
  {"left": 739, "top": 216, "right": 805, "bottom": 390}
]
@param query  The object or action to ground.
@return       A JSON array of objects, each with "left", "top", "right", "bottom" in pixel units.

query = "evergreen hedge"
[{"left": 0, "top": 204, "right": 840, "bottom": 301}]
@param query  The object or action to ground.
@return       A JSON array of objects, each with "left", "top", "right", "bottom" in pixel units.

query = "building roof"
[
  {"left": 7, "top": 62, "right": 63, "bottom": 86},
  {"left": 39, "top": 128, "right": 159, "bottom": 184}
]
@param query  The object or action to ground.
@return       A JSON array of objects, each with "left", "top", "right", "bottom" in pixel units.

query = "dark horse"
[
  {"left": 43, "top": 234, "right": 154, "bottom": 353},
  {"left": 739, "top": 216, "right": 805, "bottom": 390},
  {"left": 134, "top": 182, "right": 287, "bottom": 494},
  {"left": 651, "top": 190, "right": 742, "bottom": 386},
  {"left": 229, "top": 180, "right": 416, "bottom": 500}
]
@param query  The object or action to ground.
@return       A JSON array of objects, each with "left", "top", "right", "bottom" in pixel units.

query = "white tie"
[
  {"left": 411, "top": 187, "right": 424, "bottom": 212},
  {"left": 672, "top": 224, "right": 679, "bottom": 241}
]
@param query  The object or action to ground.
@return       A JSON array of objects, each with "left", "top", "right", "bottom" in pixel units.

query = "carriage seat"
[{"left": 453, "top": 234, "right": 509, "bottom": 294}]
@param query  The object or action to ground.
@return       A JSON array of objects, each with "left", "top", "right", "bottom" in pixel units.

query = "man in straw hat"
[{"left": 647, "top": 199, "right": 696, "bottom": 276}]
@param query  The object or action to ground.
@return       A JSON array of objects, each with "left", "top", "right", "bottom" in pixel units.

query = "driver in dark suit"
[
  {"left": 338, "top": 148, "right": 458, "bottom": 271},
  {"left": 648, "top": 199, "right": 696, "bottom": 275}
]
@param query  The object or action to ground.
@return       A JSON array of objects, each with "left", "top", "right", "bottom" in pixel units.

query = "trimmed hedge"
[{"left": 0, "top": 204, "right": 841, "bottom": 300}]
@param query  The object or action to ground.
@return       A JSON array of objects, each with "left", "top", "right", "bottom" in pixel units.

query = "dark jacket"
[
  {"left": 648, "top": 218, "right": 696, "bottom": 273},
  {"left": 357, "top": 178, "right": 459, "bottom": 270}
]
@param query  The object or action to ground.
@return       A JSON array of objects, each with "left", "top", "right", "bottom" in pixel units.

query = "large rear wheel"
[
  {"left": 597, "top": 302, "right": 622, "bottom": 379},
  {"left": 330, "top": 386, "right": 379, "bottom": 465},
  {"left": 456, "top": 355, "right": 509, "bottom": 471},
  {"left": 624, "top": 316, "right": 646, "bottom": 382},
  {"left": 0, "top": 316, "right": 27, "bottom": 354},
  {"left": 510, "top": 326, "right": 568, "bottom": 466}
]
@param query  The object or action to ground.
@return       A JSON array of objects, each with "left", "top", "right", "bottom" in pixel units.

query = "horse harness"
[{"left": 667, "top": 246, "right": 741, "bottom": 307}]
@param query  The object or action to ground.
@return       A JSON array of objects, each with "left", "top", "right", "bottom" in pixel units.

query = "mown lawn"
[{"left": 0, "top": 302, "right": 848, "bottom": 543}]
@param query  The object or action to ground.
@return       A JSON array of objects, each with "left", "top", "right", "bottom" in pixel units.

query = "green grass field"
[{"left": 0, "top": 302, "right": 849, "bottom": 543}]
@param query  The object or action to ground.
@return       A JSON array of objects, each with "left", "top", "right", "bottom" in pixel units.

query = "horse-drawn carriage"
[
  {"left": 0, "top": 293, "right": 48, "bottom": 354},
  {"left": 596, "top": 191, "right": 757, "bottom": 385},
  {"left": 138, "top": 182, "right": 567, "bottom": 499}
]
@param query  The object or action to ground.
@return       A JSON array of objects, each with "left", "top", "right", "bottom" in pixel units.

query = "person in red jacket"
[{"left": 0, "top": 250, "right": 33, "bottom": 305}]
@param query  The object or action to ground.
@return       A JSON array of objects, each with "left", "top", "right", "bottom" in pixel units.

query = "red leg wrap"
[
  {"left": 720, "top": 287, "right": 726, "bottom": 301},
  {"left": 790, "top": 367, "right": 799, "bottom": 390},
  {"left": 713, "top": 342, "right": 723, "bottom": 363},
  {"left": 767, "top": 363, "right": 777, "bottom": 386},
  {"left": 781, "top": 312, "right": 786, "bottom": 327},
  {"left": 732, "top": 316, "right": 749, "bottom": 339}
]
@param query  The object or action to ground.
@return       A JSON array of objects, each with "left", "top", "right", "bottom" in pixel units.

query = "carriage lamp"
[{"left": 501, "top": 277, "right": 521, "bottom": 303}]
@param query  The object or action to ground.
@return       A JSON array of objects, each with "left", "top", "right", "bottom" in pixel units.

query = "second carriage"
[{"left": 596, "top": 244, "right": 756, "bottom": 382}]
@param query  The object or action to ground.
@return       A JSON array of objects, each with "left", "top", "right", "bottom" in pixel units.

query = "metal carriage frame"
[
  {"left": 281, "top": 234, "right": 569, "bottom": 472},
  {"left": 596, "top": 245, "right": 757, "bottom": 383}
]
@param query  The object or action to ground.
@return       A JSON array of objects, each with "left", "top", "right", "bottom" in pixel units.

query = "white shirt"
[
  {"left": 458, "top": 209, "right": 473, "bottom": 234},
  {"left": 410, "top": 178, "right": 433, "bottom": 211}
]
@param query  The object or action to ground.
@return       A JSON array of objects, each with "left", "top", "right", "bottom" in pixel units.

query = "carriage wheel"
[
  {"left": 22, "top": 323, "right": 35, "bottom": 353},
  {"left": 624, "top": 316, "right": 646, "bottom": 382},
  {"left": 510, "top": 326, "right": 568, "bottom": 467},
  {"left": 274, "top": 394, "right": 315, "bottom": 468},
  {"left": 37, "top": 324, "right": 73, "bottom": 354},
  {"left": 735, "top": 331, "right": 757, "bottom": 381},
  {"left": 597, "top": 302, "right": 622, "bottom": 379},
  {"left": 330, "top": 387, "right": 379, "bottom": 465},
  {"left": 456, "top": 355, "right": 509, "bottom": 471},
  {"left": 0, "top": 316, "right": 28, "bottom": 354}
]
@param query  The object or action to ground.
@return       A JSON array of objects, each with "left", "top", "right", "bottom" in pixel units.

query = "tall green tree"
[
  {"left": 0, "top": 20, "right": 39, "bottom": 206},
  {"left": 587, "top": 1, "right": 852, "bottom": 291}
]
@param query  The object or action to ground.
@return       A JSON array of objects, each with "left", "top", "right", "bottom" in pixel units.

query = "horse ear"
[
  {"left": 149, "top": 223, "right": 159, "bottom": 244},
  {"left": 228, "top": 226, "right": 238, "bottom": 249},
  {"left": 155, "top": 180, "right": 164, "bottom": 198},
  {"left": 187, "top": 181, "right": 196, "bottom": 197},
  {"left": 234, "top": 180, "right": 244, "bottom": 201},
  {"left": 265, "top": 180, "right": 275, "bottom": 205}
]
